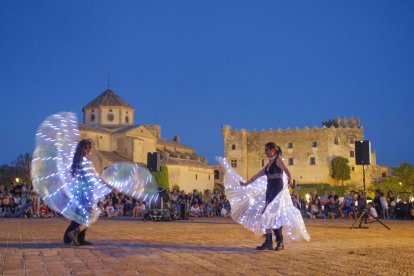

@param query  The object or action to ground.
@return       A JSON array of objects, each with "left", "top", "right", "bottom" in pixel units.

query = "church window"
[
  {"left": 352, "top": 166, "right": 355, "bottom": 171},
  {"left": 231, "top": 144, "right": 236, "bottom": 150},
  {"left": 125, "top": 116, "right": 129, "bottom": 123},
  {"left": 350, "top": 151, "right": 355, "bottom": 157},
  {"left": 195, "top": 174, "right": 198, "bottom": 180},
  {"left": 107, "top": 114, "right": 114, "bottom": 121},
  {"left": 91, "top": 114, "right": 95, "bottom": 122},
  {"left": 334, "top": 138, "right": 339, "bottom": 145},
  {"left": 310, "top": 157, "right": 316, "bottom": 165},
  {"left": 231, "top": 159, "right": 237, "bottom": 168},
  {"left": 261, "top": 159, "right": 265, "bottom": 166},
  {"left": 288, "top": 158, "right": 294, "bottom": 166},
  {"left": 312, "top": 141, "right": 318, "bottom": 148},
  {"left": 214, "top": 170, "right": 220, "bottom": 179},
  {"left": 287, "top": 143, "right": 293, "bottom": 149}
]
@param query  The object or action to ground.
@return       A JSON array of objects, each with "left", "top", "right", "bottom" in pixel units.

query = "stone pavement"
[{"left": 0, "top": 217, "right": 413, "bottom": 275}]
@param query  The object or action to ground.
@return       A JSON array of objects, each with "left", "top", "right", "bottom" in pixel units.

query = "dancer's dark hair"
[
  {"left": 265, "top": 142, "right": 282, "bottom": 157},
  {"left": 71, "top": 139, "right": 92, "bottom": 177}
]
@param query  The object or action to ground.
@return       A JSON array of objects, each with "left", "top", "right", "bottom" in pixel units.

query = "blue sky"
[{"left": 1, "top": 1, "right": 413, "bottom": 166}]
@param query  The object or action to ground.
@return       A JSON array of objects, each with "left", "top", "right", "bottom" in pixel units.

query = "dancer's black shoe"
[
  {"left": 80, "top": 240, "right": 93, "bottom": 246},
  {"left": 68, "top": 228, "right": 80, "bottom": 246},
  {"left": 256, "top": 233, "right": 273, "bottom": 250},
  {"left": 275, "top": 241, "right": 284, "bottom": 251}
]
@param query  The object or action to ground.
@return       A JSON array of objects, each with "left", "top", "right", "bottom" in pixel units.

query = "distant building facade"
[
  {"left": 223, "top": 118, "right": 389, "bottom": 186},
  {"left": 80, "top": 88, "right": 214, "bottom": 192}
]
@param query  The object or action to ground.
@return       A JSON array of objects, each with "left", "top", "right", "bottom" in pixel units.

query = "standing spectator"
[
  {"left": 98, "top": 202, "right": 105, "bottom": 217},
  {"left": 31, "top": 190, "right": 40, "bottom": 217},
  {"left": 203, "top": 190, "right": 213, "bottom": 214},
  {"left": 177, "top": 190, "right": 188, "bottom": 220},
  {"left": 169, "top": 190, "right": 179, "bottom": 218},
  {"left": 356, "top": 190, "right": 366, "bottom": 213},
  {"left": 291, "top": 191, "right": 301, "bottom": 210},
  {"left": 123, "top": 195, "right": 133, "bottom": 217},
  {"left": 380, "top": 192, "right": 389, "bottom": 219},
  {"left": 387, "top": 191, "right": 396, "bottom": 219},
  {"left": 373, "top": 189, "right": 382, "bottom": 217}
]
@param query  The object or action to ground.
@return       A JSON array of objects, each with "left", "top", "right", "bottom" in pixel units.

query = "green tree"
[
  {"left": 331, "top": 157, "right": 351, "bottom": 185},
  {"left": 12, "top": 153, "right": 32, "bottom": 185},
  {"left": 0, "top": 165, "right": 15, "bottom": 186},
  {"left": 152, "top": 165, "right": 169, "bottom": 189},
  {"left": 391, "top": 162, "right": 414, "bottom": 190}
]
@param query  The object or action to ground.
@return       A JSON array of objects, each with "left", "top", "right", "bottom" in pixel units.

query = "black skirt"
[{"left": 266, "top": 178, "right": 284, "bottom": 204}]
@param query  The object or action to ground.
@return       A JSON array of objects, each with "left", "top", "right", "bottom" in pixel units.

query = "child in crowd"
[{"left": 367, "top": 202, "right": 378, "bottom": 222}]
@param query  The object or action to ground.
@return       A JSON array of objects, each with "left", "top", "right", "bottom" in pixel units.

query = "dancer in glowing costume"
[
  {"left": 217, "top": 142, "right": 309, "bottom": 251},
  {"left": 32, "top": 112, "right": 158, "bottom": 246}
]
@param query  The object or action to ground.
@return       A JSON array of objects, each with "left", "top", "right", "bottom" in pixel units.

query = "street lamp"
[
  {"left": 15, "top": 178, "right": 20, "bottom": 184},
  {"left": 399, "top": 182, "right": 402, "bottom": 186}
]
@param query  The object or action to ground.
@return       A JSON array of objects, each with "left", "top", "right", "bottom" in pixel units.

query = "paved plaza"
[{"left": 0, "top": 217, "right": 413, "bottom": 275}]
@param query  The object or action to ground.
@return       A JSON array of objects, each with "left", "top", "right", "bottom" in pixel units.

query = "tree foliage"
[
  {"left": 152, "top": 165, "right": 169, "bottom": 189},
  {"left": 391, "top": 162, "right": 414, "bottom": 190},
  {"left": 12, "top": 153, "right": 32, "bottom": 184},
  {"left": 331, "top": 156, "right": 351, "bottom": 185}
]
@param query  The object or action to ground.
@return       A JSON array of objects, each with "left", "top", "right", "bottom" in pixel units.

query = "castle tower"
[{"left": 82, "top": 88, "right": 135, "bottom": 126}]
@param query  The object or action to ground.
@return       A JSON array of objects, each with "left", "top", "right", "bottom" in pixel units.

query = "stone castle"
[
  {"left": 222, "top": 118, "right": 389, "bottom": 186},
  {"left": 79, "top": 88, "right": 215, "bottom": 192}
]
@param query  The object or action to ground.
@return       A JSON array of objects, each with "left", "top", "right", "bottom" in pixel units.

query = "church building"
[{"left": 79, "top": 88, "right": 215, "bottom": 193}]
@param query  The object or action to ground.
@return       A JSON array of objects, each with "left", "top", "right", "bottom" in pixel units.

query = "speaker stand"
[{"left": 349, "top": 164, "right": 390, "bottom": 230}]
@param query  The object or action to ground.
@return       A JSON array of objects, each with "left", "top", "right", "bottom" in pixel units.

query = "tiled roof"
[
  {"left": 83, "top": 89, "right": 133, "bottom": 109},
  {"left": 79, "top": 124, "right": 139, "bottom": 133},
  {"left": 98, "top": 150, "right": 132, "bottom": 163},
  {"left": 157, "top": 138, "right": 194, "bottom": 151},
  {"left": 159, "top": 156, "right": 212, "bottom": 169}
]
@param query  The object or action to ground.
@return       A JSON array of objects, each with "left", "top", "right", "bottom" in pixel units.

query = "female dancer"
[
  {"left": 63, "top": 139, "right": 104, "bottom": 246},
  {"left": 218, "top": 142, "right": 309, "bottom": 251},
  {"left": 32, "top": 112, "right": 159, "bottom": 246},
  {"left": 240, "top": 142, "right": 292, "bottom": 250}
]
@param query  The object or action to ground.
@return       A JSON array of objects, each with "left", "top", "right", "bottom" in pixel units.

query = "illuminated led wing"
[
  {"left": 217, "top": 157, "right": 310, "bottom": 241},
  {"left": 31, "top": 112, "right": 111, "bottom": 226},
  {"left": 31, "top": 112, "right": 79, "bottom": 212},
  {"left": 101, "top": 162, "right": 159, "bottom": 204}
]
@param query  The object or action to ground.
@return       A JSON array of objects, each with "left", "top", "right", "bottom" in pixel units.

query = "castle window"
[
  {"left": 261, "top": 159, "right": 265, "bottom": 167},
  {"left": 231, "top": 159, "right": 237, "bottom": 168},
  {"left": 352, "top": 166, "right": 355, "bottom": 171},
  {"left": 312, "top": 141, "right": 318, "bottom": 148},
  {"left": 287, "top": 143, "right": 293, "bottom": 149},
  {"left": 382, "top": 172, "right": 387, "bottom": 178},
  {"left": 288, "top": 158, "right": 294, "bottom": 166},
  {"left": 109, "top": 109, "right": 113, "bottom": 112},
  {"left": 231, "top": 144, "right": 236, "bottom": 150},
  {"left": 350, "top": 151, "right": 355, "bottom": 157},
  {"left": 214, "top": 170, "right": 220, "bottom": 179},
  {"left": 350, "top": 137, "right": 355, "bottom": 144},
  {"left": 334, "top": 138, "right": 339, "bottom": 145},
  {"left": 125, "top": 116, "right": 129, "bottom": 123},
  {"left": 107, "top": 114, "right": 114, "bottom": 121},
  {"left": 310, "top": 157, "right": 316, "bottom": 165},
  {"left": 90, "top": 114, "right": 95, "bottom": 122},
  {"left": 195, "top": 174, "right": 198, "bottom": 180}
]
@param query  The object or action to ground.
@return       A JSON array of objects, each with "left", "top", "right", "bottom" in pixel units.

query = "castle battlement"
[{"left": 223, "top": 117, "right": 362, "bottom": 136}]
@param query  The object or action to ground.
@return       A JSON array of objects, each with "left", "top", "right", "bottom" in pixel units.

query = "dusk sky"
[{"left": 1, "top": 1, "right": 413, "bottom": 166}]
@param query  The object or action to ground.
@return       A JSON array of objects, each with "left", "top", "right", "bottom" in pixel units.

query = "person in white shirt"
[
  {"left": 368, "top": 202, "right": 378, "bottom": 222},
  {"left": 379, "top": 192, "right": 389, "bottom": 219}
]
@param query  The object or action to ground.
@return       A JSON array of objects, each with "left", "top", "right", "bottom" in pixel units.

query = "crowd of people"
[
  {"left": 296, "top": 189, "right": 414, "bottom": 220},
  {"left": 2, "top": 181, "right": 413, "bottom": 221},
  {"left": 0, "top": 182, "right": 232, "bottom": 220}
]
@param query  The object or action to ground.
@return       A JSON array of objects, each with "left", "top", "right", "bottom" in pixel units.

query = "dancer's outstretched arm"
[{"left": 239, "top": 167, "right": 266, "bottom": 186}]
